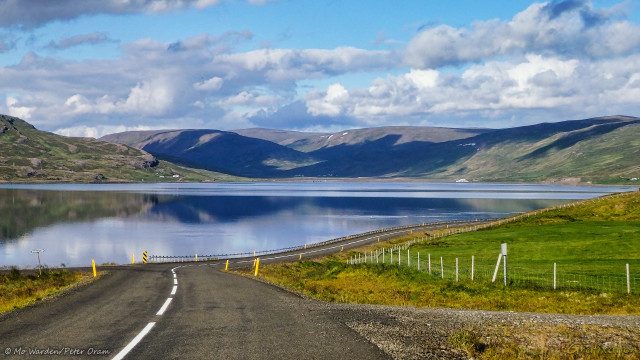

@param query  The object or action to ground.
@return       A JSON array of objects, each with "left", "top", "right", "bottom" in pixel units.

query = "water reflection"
[{"left": 0, "top": 183, "right": 630, "bottom": 267}]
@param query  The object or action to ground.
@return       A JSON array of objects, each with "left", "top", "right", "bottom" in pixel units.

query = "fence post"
[
  {"left": 491, "top": 253, "right": 503, "bottom": 283},
  {"left": 428, "top": 254, "right": 431, "bottom": 275},
  {"left": 390, "top": 248, "right": 393, "bottom": 264},
  {"left": 407, "top": 249, "right": 410, "bottom": 267},
  {"left": 627, "top": 264, "right": 631, "bottom": 294},
  {"left": 440, "top": 257, "right": 444, "bottom": 279},
  {"left": 417, "top": 252, "right": 420, "bottom": 271},
  {"left": 456, "top": 258, "right": 459, "bottom": 282},
  {"left": 554, "top": 262, "right": 557, "bottom": 290},
  {"left": 471, "top": 255, "right": 474, "bottom": 281},
  {"left": 254, "top": 258, "right": 260, "bottom": 277}
]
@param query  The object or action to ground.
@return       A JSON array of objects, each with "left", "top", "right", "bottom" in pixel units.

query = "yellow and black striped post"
[{"left": 142, "top": 251, "right": 148, "bottom": 264}]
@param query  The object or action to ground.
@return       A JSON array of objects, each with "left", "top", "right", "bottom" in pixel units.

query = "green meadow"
[{"left": 252, "top": 191, "right": 640, "bottom": 315}]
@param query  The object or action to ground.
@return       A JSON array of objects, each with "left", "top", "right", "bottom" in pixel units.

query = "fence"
[{"left": 348, "top": 242, "right": 640, "bottom": 294}]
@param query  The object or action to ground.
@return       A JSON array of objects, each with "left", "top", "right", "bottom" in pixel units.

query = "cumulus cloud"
[
  {"left": 405, "top": 0, "right": 639, "bottom": 69},
  {"left": 306, "top": 83, "right": 350, "bottom": 117},
  {"left": 1, "top": 1, "right": 639, "bottom": 135},
  {"left": 6, "top": 96, "right": 35, "bottom": 119},
  {"left": 47, "top": 32, "right": 117, "bottom": 50},
  {"left": 0, "top": 29, "right": 397, "bottom": 134},
  {"left": 213, "top": 47, "right": 397, "bottom": 83},
  {"left": 302, "top": 53, "right": 640, "bottom": 128},
  {"left": 55, "top": 124, "right": 158, "bottom": 138},
  {"left": 194, "top": 76, "right": 224, "bottom": 91}
]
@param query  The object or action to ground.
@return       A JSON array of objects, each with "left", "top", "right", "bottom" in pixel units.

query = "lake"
[{"left": 0, "top": 182, "right": 631, "bottom": 268}]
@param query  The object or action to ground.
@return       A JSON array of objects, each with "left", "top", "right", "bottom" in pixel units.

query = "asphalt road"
[{"left": 0, "top": 221, "right": 485, "bottom": 359}]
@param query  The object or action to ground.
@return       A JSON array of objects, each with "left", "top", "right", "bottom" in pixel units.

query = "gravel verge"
[{"left": 312, "top": 302, "right": 640, "bottom": 359}]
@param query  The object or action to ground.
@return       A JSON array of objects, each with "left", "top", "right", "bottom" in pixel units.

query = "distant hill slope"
[
  {"left": 102, "top": 115, "right": 640, "bottom": 184},
  {"left": 434, "top": 115, "right": 640, "bottom": 184},
  {"left": 0, "top": 115, "right": 229, "bottom": 183},
  {"left": 102, "top": 129, "right": 319, "bottom": 177},
  {"left": 231, "top": 126, "right": 489, "bottom": 153}
]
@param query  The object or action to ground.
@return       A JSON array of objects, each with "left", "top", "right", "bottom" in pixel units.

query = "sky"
[{"left": 0, "top": 0, "right": 639, "bottom": 138}]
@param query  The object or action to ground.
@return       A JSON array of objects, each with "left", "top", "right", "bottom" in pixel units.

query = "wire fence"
[{"left": 349, "top": 244, "right": 640, "bottom": 294}]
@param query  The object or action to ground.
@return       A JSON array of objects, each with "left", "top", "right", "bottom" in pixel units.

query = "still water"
[{"left": 0, "top": 182, "right": 631, "bottom": 268}]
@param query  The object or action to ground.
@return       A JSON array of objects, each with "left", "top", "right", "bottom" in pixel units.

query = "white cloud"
[
  {"left": 404, "top": 1, "right": 640, "bottom": 69},
  {"left": 212, "top": 47, "right": 397, "bottom": 84},
  {"left": 215, "top": 91, "right": 280, "bottom": 110},
  {"left": 55, "top": 124, "right": 157, "bottom": 139},
  {"left": 6, "top": 96, "right": 35, "bottom": 119},
  {"left": 303, "top": 53, "right": 640, "bottom": 127},
  {"left": 194, "top": 76, "right": 224, "bottom": 91},
  {"left": 61, "top": 77, "right": 176, "bottom": 116},
  {"left": 306, "top": 83, "right": 350, "bottom": 117}
]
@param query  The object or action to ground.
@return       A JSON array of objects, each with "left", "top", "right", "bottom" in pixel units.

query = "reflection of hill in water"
[
  {"left": 0, "top": 189, "right": 569, "bottom": 243},
  {"left": 146, "top": 196, "right": 566, "bottom": 224},
  {"left": 0, "top": 189, "right": 156, "bottom": 242}
]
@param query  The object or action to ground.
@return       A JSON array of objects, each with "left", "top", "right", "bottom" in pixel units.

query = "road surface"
[{"left": 0, "top": 222, "right": 482, "bottom": 359}]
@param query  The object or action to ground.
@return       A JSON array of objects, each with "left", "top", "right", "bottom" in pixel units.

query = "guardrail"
[{"left": 147, "top": 219, "right": 487, "bottom": 263}]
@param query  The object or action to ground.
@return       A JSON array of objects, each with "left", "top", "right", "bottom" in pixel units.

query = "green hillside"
[
  {"left": 0, "top": 115, "right": 234, "bottom": 182},
  {"left": 436, "top": 116, "right": 640, "bottom": 184}
]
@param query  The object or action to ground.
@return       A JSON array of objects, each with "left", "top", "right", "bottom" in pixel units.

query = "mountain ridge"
[{"left": 100, "top": 115, "right": 640, "bottom": 184}]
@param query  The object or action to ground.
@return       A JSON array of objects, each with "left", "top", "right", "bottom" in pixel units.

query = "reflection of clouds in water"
[{"left": 0, "top": 183, "right": 630, "bottom": 268}]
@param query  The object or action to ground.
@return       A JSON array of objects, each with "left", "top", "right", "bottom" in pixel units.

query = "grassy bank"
[
  {"left": 0, "top": 268, "right": 90, "bottom": 314},
  {"left": 241, "top": 191, "right": 640, "bottom": 315}
]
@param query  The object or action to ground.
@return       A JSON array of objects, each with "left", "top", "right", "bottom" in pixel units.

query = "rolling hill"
[
  {"left": 100, "top": 129, "right": 320, "bottom": 177},
  {"left": 0, "top": 115, "right": 232, "bottom": 182},
  {"left": 101, "top": 115, "right": 640, "bottom": 184}
]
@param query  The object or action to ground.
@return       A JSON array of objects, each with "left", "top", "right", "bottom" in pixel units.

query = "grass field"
[{"left": 247, "top": 191, "right": 640, "bottom": 315}]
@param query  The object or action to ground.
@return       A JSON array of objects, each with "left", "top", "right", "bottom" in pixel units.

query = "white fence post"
[
  {"left": 627, "top": 263, "right": 631, "bottom": 294},
  {"left": 440, "top": 256, "right": 444, "bottom": 279},
  {"left": 456, "top": 258, "right": 459, "bottom": 282},
  {"left": 417, "top": 252, "right": 420, "bottom": 271},
  {"left": 554, "top": 262, "right": 557, "bottom": 290},
  {"left": 491, "top": 253, "right": 503, "bottom": 283},
  {"left": 471, "top": 255, "right": 474, "bottom": 281},
  {"left": 407, "top": 249, "right": 410, "bottom": 267},
  {"left": 428, "top": 254, "right": 431, "bottom": 274}
]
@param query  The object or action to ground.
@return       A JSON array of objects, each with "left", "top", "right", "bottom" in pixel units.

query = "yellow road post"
[{"left": 254, "top": 258, "right": 260, "bottom": 277}]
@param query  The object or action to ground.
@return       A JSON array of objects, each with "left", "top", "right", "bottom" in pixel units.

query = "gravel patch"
[{"left": 312, "top": 302, "right": 640, "bottom": 359}]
